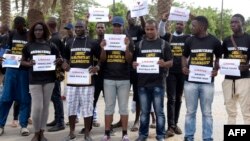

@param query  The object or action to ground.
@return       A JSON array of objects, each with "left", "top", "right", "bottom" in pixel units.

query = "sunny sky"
[{"left": 95, "top": 0, "right": 250, "bottom": 18}]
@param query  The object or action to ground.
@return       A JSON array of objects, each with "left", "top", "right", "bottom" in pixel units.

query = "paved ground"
[{"left": 0, "top": 74, "right": 243, "bottom": 141}]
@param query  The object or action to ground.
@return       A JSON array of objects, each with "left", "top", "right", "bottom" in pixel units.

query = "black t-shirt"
[
  {"left": 162, "top": 33, "right": 190, "bottom": 73},
  {"left": 8, "top": 29, "right": 29, "bottom": 70},
  {"left": 222, "top": 33, "right": 250, "bottom": 79},
  {"left": 125, "top": 25, "right": 144, "bottom": 44},
  {"left": 92, "top": 38, "right": 104, "bottom": 76},
  {"left": 102, "top": 37, "right": 134, "bottom": 80},
  {"left": 64, "top": 36, "right": 99, "bottom": 86},
  {"left": 22, "top": 41, "right": 60, "bottom": 84},
  {"left": 133, "top": 38, "right": 173, "bottom": 87},
  {"left": 50, "top": 32, "right": 65, "bottom": 57},
  {"left": 183, "top": 34, "right": 222, "bottom": 83}
]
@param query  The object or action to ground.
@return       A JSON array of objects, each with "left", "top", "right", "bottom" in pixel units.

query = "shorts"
[{"left": 66, "top": 86, "right": 94, "bottom": 117}]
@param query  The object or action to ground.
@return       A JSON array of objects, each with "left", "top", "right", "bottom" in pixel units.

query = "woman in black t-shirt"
[{"left": 21, "top": 21, "right": 63, "bottom": 141}]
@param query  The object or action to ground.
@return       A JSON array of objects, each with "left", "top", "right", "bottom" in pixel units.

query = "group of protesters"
[{"left": 0, "top": 7, "right": 250, "bottom": 141}]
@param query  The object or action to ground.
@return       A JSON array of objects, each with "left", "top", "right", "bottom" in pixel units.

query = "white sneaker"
[
  {"left": 101, "top": 135, "right": 111, "bottom": 141},
  {"left": 20, "top": 127, "right": 30, "bottom": 136},
  {"left": 122, "top": 135, "right": 130, "bottom": 141}
]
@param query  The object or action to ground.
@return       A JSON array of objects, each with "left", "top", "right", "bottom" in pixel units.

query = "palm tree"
[
  {"left": 1, "top": 0, "right": 11, "bottom": 27},
  {"left": 157, "top": 0, "right": 173, "bottom": 21},
  {"left": 59, "top": 0, "right": 74, "bottom": 35}
]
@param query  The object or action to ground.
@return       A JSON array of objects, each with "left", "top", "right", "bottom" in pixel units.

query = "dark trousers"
[
  {"left": 93, "top": 75, "right": 104, "bottom": 109},
  {"left": 130, "top": 71, "right": 139, "bottom": 102},
  {"left": 51, "top": 80, "right": 64, "bottom": 125},
  {"left": 166, "top": 73, "right": 184, "bottom": 128},
  {"left": 13, "top": 101, "right": 19, "bottom": 120}
]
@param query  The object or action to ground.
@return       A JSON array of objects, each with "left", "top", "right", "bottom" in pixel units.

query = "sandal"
[
  {"left": 130, "top": 124, "right": 139, "bottom": 132},
  {"left": 93, "top": 121, "right": 100, "bottom": 127},
  {"left": 11, "top": 120, "right": 18, "bottom": 128},
  {"left": 149, "top": 123, "right": 156, "bottom": 128}
]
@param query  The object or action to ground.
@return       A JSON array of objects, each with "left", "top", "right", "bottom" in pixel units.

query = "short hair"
[
  {"left": 145, "top": 19, "right": 158, "bottom": 29},
  {"left": 232, "top": 14, "right": 245, "bottom": 24},
  {"left": 13, "top": 16, "right": 26, "bottom": 28},
  {"left": 194, "top": 16, "right": 209, "bottom": 30},
  {"left": 95, "top": 22, "right": 106, "bottom": 28},
  {"left": 28, "top": 21, "right": 50, "bottom": 42}
]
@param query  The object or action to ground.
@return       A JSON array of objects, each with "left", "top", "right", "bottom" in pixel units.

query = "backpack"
[{"left": 138, "top": 38, "right": 169, "bottom": 77}]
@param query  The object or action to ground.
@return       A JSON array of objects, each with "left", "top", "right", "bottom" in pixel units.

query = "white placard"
[
  {"left": 136, "top": 57, "right": 159, "bottom": 73},
  {"left": 33, "top": 55, "right": 56, "bottom": 71},
  {"left": 130, "top": 0, "right": 149, "bottom": 17},
  {"left": 67, "top": 68, "right": 91, "bottom": 85},
  {"left": 219, "top": 59, "right": 241, "bottom": 76},
  {"left": 104, "top": 34, "right": 126, "bottom": 51},
  {"left": 2, "top": 54, "right": 21, "bottom": 68},
  {"left": 168, "top": 7, "right": 190, "bottom": 21},
  {"left": 188, "top": 65, "right": 213, "bottom": 83},
  {"left": 88, "top": 7, "right": 109, "bottom": 22}
]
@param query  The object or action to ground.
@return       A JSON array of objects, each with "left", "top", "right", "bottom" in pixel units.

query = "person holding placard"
[
  {"left": 62, "top": 20, "right": 100, "bottom": 141},
  {"left": 158, "top": 12, "right": 191, "bottom": 137},
  {"left": 0, "top": 16, "right": 31, "bottom": 137},
  {"left": 21, "top": 21, "right": 63, "bottom": 141},
  {"left": 46, "top": 17, "right": 66, "bottom": 132},
  {"left": 133, "top": 19, "right": 173, "bottom": 141},
  {"left": 221, "top": 14, "right": 250, "bottom": 124},
  {"left": 100, "top": 16, "right": 134, "bottom": 141},
  {"left": 182, "top": 16, "right": 222, "bottom": 141}
]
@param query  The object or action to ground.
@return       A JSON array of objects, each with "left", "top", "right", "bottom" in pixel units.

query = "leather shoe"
[
  {"left": 46, "top": 120, "right": 56, "bottom": 126},
  {"left": 47, "top": 125, "right": 65, "bottom": 132}
]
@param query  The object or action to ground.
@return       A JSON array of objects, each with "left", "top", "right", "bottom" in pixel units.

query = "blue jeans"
[
  {"left": 0, "top": 68, "right": 30, "bottom": 128},
  {"left": 138, "top": 86, "right": 165, "bottom": 140},
  {"left": 184, "top": 81, "right": 214, "bottom": 141}
]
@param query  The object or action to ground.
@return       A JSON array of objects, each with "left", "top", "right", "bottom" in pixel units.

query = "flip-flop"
[
  {"left": 130, "top": 124, "right": 139, "bottom": 132},
  {"left": 149, "top": 123, "right": 156, "bottom": 128}
]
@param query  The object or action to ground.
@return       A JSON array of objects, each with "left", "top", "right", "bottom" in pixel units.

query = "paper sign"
[
  {"left": 130, "top": 0, "right": 149, "bottom": 17},
  {"left": 67, "top": 68, "right": 91, "bottom": 85},
  {"left": 2, "top": 54, "right": 21, "bottom": 68},
  {"left": 104, "top": 34, "right": 126, "bottom": 51},
  {"left": 33, "top": 55, "right": 56, "bottom": 71},
  {"left": 136, "top": 57, "right": 159, "bottom": 73},
  {"left": 188, "top": 65, "right": 213, "bottom": 83},
  {"left": 219, "top": 59, "right": 241, "bottom": 76},
  {"left": 168, "top": 7, "right": 190, "bottom": 21},
  {"left": 88, "top": 7, "right": 109, "bottom": 22}
]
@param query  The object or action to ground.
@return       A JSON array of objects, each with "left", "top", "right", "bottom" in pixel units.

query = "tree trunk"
[
  {"left": 27, "top": 0, "right": 44, "bottom": 28},
  {"left": 157, "top": 0, "right": 173, "bottom": 21},
  {"left": 1, "top": 0, "right": 11, "bottom": 28},
  {"left": 59, "top": 0, "right": 74, "bottom": 36}
]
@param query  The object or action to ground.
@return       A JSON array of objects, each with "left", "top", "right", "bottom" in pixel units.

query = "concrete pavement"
[{"left": 0, "top": 74, "right": 243, "bottom": 141}]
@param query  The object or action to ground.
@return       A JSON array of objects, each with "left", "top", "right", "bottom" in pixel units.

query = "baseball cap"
[
  {"left": 112, "top": 16, "right": 124, "bottom": 26},
  {"left": 64, "top": 23, "right": 74, "bottom": 30}
]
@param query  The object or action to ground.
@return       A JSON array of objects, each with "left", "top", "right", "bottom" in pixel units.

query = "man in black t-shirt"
[
  {"left": 62, "top": 21, "right": 99, "bottom": 141},
  {"left": 0, "top": 16, "right": 31, "bottom": 136},
  {"left": 133, "top": 19, "right": 173, "bottom": 141},
  {"left": 46, "top": 17, "right": 66, "bottom": 132},
  {"left": 158, "top": 13, "right": 191, "bottom": 137},
  {"left": 182, "top": 16, "right": 222, "bottom": 141},
  {"left": 221, "top": 14, "right": 250, "bottom": 124}
]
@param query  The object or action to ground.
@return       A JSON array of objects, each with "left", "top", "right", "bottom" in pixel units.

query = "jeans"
[
  {"left": 166, "top": 73, "right": 184, "bottom": 128},
  {"left": 138, "top": 86, "right": 165, "bottom": 140},
  {"left": 103, "top": 79, "right": 130, "bottom": 115},
  {"left": 51, "top": 80, "right": 64, "bottom": 125},
  {"left": 184, "top": 81, "right": 214, "bottom": 141},
  {"left": 0, "top": 68, "right": 30, "bottom": 128}
]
